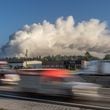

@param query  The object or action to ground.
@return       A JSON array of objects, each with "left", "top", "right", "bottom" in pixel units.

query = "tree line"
[{"left": 0, "top": 52, "right": 110, "bottom": 62}]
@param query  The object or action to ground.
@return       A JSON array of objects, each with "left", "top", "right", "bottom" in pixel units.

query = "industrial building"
[{"left": 8, "top": 60, "right": 42, "bottom": 69}]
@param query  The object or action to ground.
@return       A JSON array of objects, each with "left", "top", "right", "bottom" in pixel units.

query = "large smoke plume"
[{"left": 0, "top": 16, "right": 110, "bottom": 57}]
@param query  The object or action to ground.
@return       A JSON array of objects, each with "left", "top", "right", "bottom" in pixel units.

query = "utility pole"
[{"left": 25, "top": 49, "right": 28, "bottom": 68}]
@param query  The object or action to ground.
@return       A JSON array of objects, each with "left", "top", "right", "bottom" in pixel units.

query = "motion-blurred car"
[
  {"left": 0, "top": 65, "right": 20, "bottom": 85},
  {"left": 0, "top": 74, "right": 20, "bottom": 85},
  {"left": 18, "top": 69, "right": 102, "bottom": 99}
]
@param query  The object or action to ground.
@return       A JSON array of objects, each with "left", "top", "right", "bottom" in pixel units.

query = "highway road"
[
  {"left": 0, "top": 97, "right": 80, "bottom": 110},
  {"left": 0, "top": 85, "right": 110, "bottom": 110}
]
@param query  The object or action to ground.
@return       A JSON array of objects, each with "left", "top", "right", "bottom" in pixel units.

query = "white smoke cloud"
[{"left": 0, "top": 16, "right": 110, "bottom": 58}]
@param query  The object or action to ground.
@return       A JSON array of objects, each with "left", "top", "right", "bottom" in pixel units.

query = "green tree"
[
  {"left": 84, "top": 51, "right": 91, "bottom": 60},
  {"left": 103, "top": 54, "right": 110, "bottom": 60}
]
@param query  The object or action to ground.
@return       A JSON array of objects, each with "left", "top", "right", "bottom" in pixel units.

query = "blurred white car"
[{"left": 0, "top": 74, "right": 20, "bottom": 85}]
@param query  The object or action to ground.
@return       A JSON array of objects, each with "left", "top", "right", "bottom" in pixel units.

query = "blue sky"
[{"left": 0, "top": 0, "right": 110, "bottom": 47}]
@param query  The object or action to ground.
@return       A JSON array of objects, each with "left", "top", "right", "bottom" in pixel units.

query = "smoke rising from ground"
[{"left": 0, "top": 16, "right": 110, "bottom": 57}]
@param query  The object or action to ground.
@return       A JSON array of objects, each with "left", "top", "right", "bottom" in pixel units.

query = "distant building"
[
  {"left": 42, "top": 61, "right": 64, "bottom": 68},
  {"left": 42, "top": 60, "right": 82, "bottom": 69},
  {"left": 8, "top": 60, "right": 42, "bottom": 69}
]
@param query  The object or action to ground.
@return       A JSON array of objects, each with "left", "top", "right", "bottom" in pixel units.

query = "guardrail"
[{"left": 0, "top": 93, "right": 109, "bottom": 110}]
